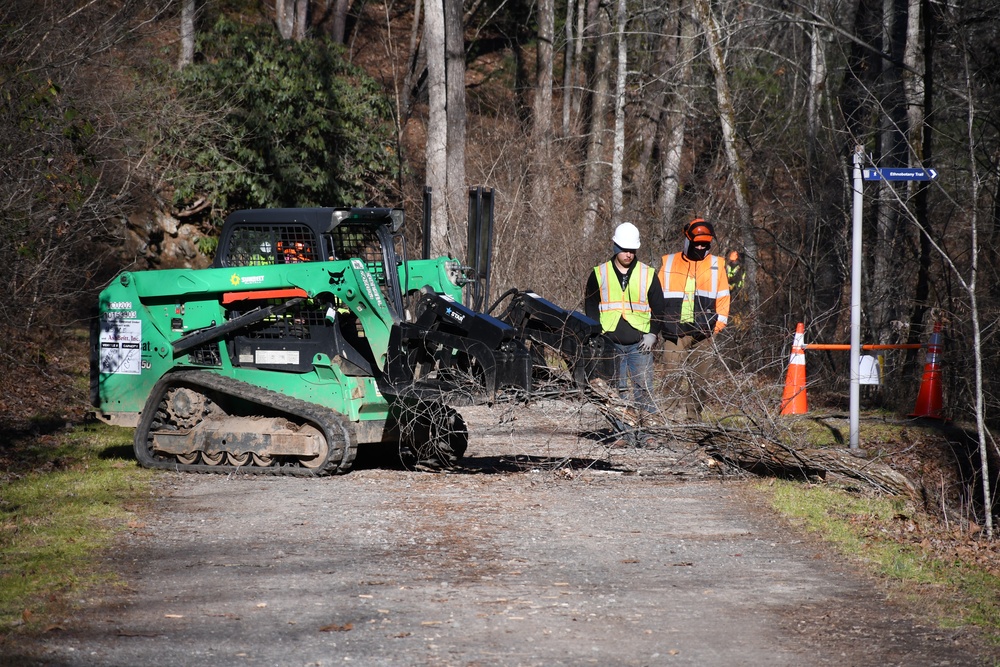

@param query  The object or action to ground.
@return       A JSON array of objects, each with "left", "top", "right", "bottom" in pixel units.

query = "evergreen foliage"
[{"left": 164, "top": 18, "right": 396, "bottom": 220}]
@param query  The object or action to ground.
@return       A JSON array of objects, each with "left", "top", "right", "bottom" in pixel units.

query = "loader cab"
[{"left": 214, "top": 207, "right": 406, "bottom": 316}]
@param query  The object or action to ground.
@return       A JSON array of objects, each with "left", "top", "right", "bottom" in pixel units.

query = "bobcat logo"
[{"left": 327, "top": 268, "right": 346, "bottom": 286}]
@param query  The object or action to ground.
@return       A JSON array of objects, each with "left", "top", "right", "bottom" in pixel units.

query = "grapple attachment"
[
  {"left": 384, "top": 287, "right": 533, "bottom": 402},
  {"left": 492, "top": 289, "right": 615, "bottom": 388}
]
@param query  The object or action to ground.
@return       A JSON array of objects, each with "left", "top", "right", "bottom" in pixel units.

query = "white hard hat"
[{"left": 612, "top": 222, "right": 641, "bottom": 249}]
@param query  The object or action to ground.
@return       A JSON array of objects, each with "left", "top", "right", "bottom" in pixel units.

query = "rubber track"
[{"left": 135, "top": 370, "right": 358, "bottom": 477}]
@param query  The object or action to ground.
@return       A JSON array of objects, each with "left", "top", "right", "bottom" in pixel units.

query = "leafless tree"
[
  {"left": 692, "top": 0, "right": 759, "bottom": 325},
  {"left": 178, "top": 0, "right": 196, "bottom": 69},
  {"left": 400, "top": 0, "right": 425, "bottom": 122},
  {"left": 657, "top": 8, "right": 696, "bottom": 238},
  {"left": 276, "top": 0, "right": 308, "bottom": 40},
  {"left": 609, "top": 0, "right": 627, "bottom": 224},
  {"left": 331, "top": 0, "right": 353, "bottom": 43},
  {"left": 531, "top": 0, "right": 555, "bottom": 224},
  {"left": 561, "top": 0, "right": 576, "bottom": 138},
  {"left": 444, "top": 0, "right": 467, "bottom": 258},
  {"left": 425, "top": 0, "right": 449, "bottom": 255},
  {"left": 580, "top": 0, "right": 612, "bottom": 240},
  {"left": 0, "top": 0, "right": 174, "bottom": 336}
]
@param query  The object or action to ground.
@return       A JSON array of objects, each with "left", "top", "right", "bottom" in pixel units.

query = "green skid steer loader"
[{"left": 90, "top": 189, "right": 613, "bottom": 475}]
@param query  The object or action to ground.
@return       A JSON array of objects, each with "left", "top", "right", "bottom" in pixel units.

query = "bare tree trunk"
[
  {"left": 425, "top": 0, "right": 449, "bottom": 255},
  {"left": 906, "top": 0, "right": 935, "bottom": 368},
  {"left": 533, "top": 0, "right": 555, "bottom": 147},
  {"left": 178, "top": 0, "right": 195, "bottom": 70},
  {"left": 561, "top": 0, "right": 575, "bottom": 138},
  {"left": 571, "top": 0, "right": 587, "bottom": 127},
  {"left": 632, "top": 9, "right": 673, "bottom": 195},
  {"left": 400, "top": 0, "right": 424, "bottom": 121},
  {"left": 276, "top": 0, "right": 294, "bottom": 39},
  {"left": 657, "top": 8, "right": 695, "bottom": 237},
  {"left": 532, "top": 0, "right": 555, "bottom": 220},
  {"left": 581, "top": 0, "right": 611, "bottom": 240},
  {"left": 444, "top": 0, "right": 467, "bottom": 258},
  {"left": 610, "top": 0, "right": 627, "bottom": 223},
  {"left": 869, "top": 0, "right": 909, "bottom": 342},
  {"left": 693, "top": 0, "right": 758, "bottom": 318},
  {"left": 964, "top": 78, "right": 993, "bottom": 539},
  {"left": 293, "top": 0, "right": 309, "bottom": 40},
  {"left": 821, "top": 0, "right": 878, "bottom": 349},
  {"left": 800, "top": 0, "right": 851, "bottom": 350},
  {"left": 902, "top": 0, "right": 924, "bottom": 164},
  {"left": 805, "top": 12, "right": 826, "bottom": 162},
  {"left": 331, "top": 0, "right": 352, "bottom": 43},
  {"left": 957, "top": 48, "right": 991, "bottom": 538}
]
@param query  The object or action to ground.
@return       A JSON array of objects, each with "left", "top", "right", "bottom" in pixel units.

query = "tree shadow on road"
[{"left": 457, "top": 453, "right": 622, "bottom": 474}]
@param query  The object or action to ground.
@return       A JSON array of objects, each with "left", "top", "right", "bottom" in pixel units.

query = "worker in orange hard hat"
[
  {"left": 656, "top": 218, "right": 731, "bottom": 422},
  {"left": 278, "top": 240, "right": 313, "bottom": 263}
]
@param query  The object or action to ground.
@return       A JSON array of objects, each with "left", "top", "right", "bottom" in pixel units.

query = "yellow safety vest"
[{"left": 594, "top": 261, "right": 653, "bottom": 334}]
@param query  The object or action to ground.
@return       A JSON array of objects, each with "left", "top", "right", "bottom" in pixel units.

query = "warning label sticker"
[{"left": 99, "top": 319, "right": 142, "bottom": 375}]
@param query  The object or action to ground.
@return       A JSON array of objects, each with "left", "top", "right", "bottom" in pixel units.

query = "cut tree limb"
[{"left": 585, "top": 379, "right": 917, "bottom": 498}]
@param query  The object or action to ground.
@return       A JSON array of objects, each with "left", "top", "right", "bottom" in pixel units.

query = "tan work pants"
[{"left": 659, "top": 335, "right": 714, "bottom": 422}]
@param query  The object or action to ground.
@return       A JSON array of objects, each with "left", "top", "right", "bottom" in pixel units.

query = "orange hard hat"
[
  {"left": 684, "top": 219, "right": 715, "bottom": 243},
  {"left": 728, "top": 251, "right": 739, "bottom": 262}
]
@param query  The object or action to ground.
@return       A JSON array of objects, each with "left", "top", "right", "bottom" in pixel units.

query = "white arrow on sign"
[{"left": 863, "top": 167, "right": 939, "bottom": 181}]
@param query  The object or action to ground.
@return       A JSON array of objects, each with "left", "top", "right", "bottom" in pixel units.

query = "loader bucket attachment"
[{"left": 491, "top": 289, "right": 615, "bottom": 388}]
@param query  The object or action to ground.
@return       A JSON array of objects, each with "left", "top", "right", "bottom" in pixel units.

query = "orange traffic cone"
[
  {"left": 780, "top": 322, "right": 808, "bottom": 415},
  {"left": 910, "top": 321, "right": 944, "bottom": 419}
]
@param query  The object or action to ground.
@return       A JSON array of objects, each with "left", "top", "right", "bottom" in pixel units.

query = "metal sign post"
[
  {"left": 850, "top": 148, "right": 864, "bottom": 451},
  {"left": 849, "top": 151, "right": 938, "bottom": 451}
]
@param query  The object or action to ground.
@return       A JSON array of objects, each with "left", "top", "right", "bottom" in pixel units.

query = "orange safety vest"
[
  {"left": 594, "top": 261, "right": 654, "bottom": 334},
  {"left": 659, "top": 252, "right": 730, "bottom": 335}
]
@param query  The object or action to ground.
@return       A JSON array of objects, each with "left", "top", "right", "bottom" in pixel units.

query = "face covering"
[{"left": 683, "top": 239, "right": 710, "bottom": 262}]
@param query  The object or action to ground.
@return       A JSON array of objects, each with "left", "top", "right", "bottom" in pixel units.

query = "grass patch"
[
  {"left": 0, "top": 422, "right": 154, "bottom": 635},
  {"left": 760, "top": 479, "right": 1000, "bottom": 643}
]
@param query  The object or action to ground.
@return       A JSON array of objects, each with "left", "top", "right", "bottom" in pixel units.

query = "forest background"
[{"left": 1, "top": 0, "right": 999, "bottom": 436}]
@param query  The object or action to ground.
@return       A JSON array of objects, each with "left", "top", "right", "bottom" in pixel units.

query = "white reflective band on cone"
[{"left": 789, "top": 332, "right": 806, "bottom": 364}]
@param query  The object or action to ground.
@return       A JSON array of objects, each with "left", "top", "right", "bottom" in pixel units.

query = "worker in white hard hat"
[{"left": 584, "top": 222, "right": 666, "bottom": 449}]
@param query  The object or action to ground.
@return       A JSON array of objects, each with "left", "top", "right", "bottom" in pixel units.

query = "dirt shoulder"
[{"left": 5, "top": 400, "right": 995, "bottom": 666}]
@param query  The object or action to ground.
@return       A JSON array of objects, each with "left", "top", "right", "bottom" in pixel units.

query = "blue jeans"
[{"left": 614, "top": 341, "right": 656, "bottom": 414}]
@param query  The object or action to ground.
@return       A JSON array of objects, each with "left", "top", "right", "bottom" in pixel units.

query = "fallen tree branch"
[{"left": 585, "top": 379, "right": 917, "bottom": 498}]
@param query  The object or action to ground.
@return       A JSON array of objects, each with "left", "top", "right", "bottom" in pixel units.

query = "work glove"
[{"left": 638, "top": 333, "right": 657, "bottom": 353}]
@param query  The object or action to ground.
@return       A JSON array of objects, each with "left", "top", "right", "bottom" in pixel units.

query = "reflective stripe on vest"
[
  {"left": 595, "top": 262, "right": 653, "bottom": 333},
  {"left": 682, "top": 273, "right": 696, "bottom": 323},
  {"left": 660, "top": 253, "right": 729, "bottom": 331},
  {"left": 660, "top": 253, "right": 721, "bottom": 297}
]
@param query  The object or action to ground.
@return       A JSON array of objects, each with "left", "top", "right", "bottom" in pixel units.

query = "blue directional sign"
[{"left": 863, "top": 167, "right": 938, "bottom": 182}]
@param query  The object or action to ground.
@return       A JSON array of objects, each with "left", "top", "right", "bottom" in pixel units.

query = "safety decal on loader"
[
  {"left": 351, "top": 259, "right": 385, "bottom": 310},
  {"left": 99, "top": 316, "right": 142, "bottom": 375}
]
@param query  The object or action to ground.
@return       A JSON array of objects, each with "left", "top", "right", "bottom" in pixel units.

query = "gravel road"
[{"left": 6, "top": 400, "right": 992, "bottom": 666}]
